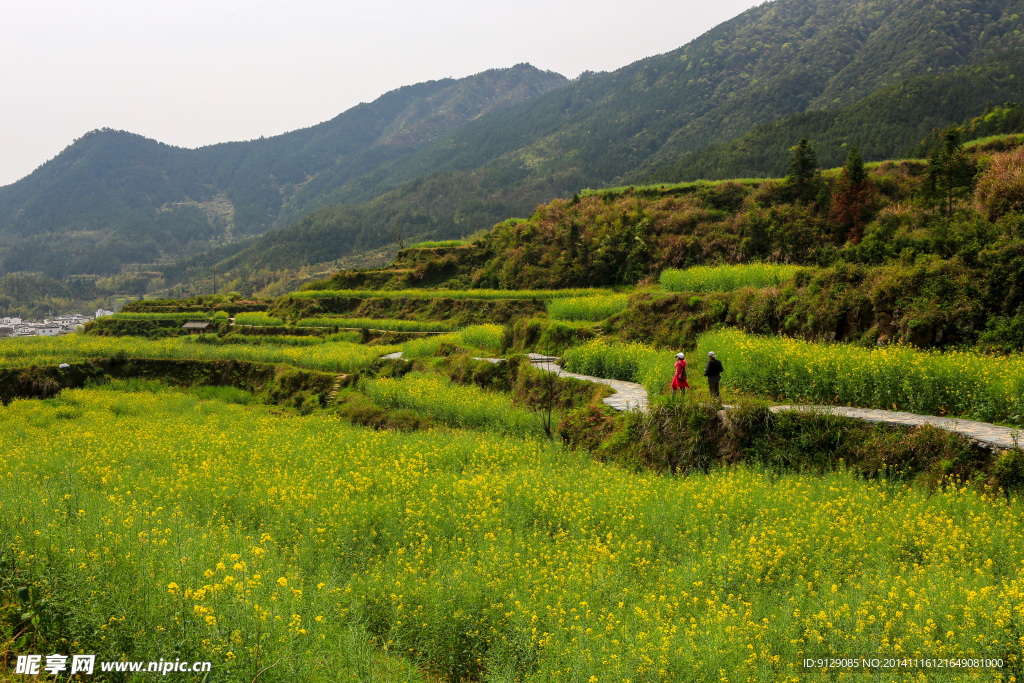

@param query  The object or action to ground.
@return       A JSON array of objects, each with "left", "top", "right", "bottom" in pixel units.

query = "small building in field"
[{"left": 182, "top": 321, "right": 215, "bottom": 334}]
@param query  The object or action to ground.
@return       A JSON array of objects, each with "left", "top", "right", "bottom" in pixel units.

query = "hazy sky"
[{"left": 1, "top": 0, "right": 766, "bottom": 186}]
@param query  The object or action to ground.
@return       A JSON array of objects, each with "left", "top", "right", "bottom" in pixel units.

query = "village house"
[{"left": 182, "top": 321, "right": 215, "bottom": 334}]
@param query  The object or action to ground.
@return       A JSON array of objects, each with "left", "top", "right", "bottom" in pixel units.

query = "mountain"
[
  {"left": 210, "top": 0, "right": 1024, "bottom": 280},
  {"left": 7, "top": 0, "right": 1024, "bottom": 286},
  {"left": 641, "top": 49, "right": 1024, "bottom": 182},
  {"left": 324, "top": 0, "right": 1024, "bottom": 204},
  {"left": 0, "top": 65, "right": 567, "bottom": 278}
]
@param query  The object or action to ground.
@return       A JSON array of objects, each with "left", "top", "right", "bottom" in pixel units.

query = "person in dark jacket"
[{"left": 704, "top": 351, "right": 724, "bottom": 402}]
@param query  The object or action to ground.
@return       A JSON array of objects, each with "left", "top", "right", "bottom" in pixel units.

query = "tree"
[
  {"left": 529, "top": 357, "right": 561, "bottom": 441},
  {"left": 829, "top": 145, "right": 876, "bottom": 244},
  {"left": 927, "top": 125, "right": 974, "bottom": 217},
  {"left": 387, "top": 224, "right": 407, "bottom": 250},
  {"left": 784, "top": 138, "right": 823, "bottom": 203}
]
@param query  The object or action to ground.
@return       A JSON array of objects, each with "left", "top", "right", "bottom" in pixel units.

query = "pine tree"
[
  {"left": 927, "top": 126, "right": 974, "bottom": 217},
  {"left": 785, "top": 138, "right": 822, "bottom": 203},
  {"left": 830, "top": 145, "right": 875, "bottom": 244}
]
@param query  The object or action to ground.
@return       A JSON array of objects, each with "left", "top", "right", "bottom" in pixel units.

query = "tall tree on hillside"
[
  {"left": 784, "top": 138, "right": 823, "bottom": 203},
  {"left": 830, "top": 145, "right": 876, "bottom": 244},
  {"left": 927, "top": 125, "right": 975, "bottom": 217}
]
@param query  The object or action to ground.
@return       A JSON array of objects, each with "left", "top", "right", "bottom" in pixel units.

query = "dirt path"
[{"left": 380, "top": 351, "right": 1021, "bottom": 451}]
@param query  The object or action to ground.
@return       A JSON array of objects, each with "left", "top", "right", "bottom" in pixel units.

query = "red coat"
[{"left": 671, "top": 359, "right": 689, "bottom": 389}]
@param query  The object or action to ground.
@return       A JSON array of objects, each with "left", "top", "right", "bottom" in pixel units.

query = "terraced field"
[{"left": 5, "top": 258, "right": 1024, "bottom": 681}]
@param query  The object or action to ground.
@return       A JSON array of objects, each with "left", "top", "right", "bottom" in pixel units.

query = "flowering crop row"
[
  {"left": 295, "top": 317, "right": 455, "bottom": 332},
  {"left": 0, "top": 335, "right": 395, "bottom": 375},
  {"left": 233, "top": 312, "right": 284, "bottom": 326},
  {"left": 660, "top": 263, "right": 803, "bottom": 292},
  {"left": 0, "top": 387, "right": 1021, "bottom": 681},
  {"left": 547, "top": 294, "right": 629, "bottom": 322},
  {"left": 400, "top": 325, "right": 505, "bottom": 358},
  {"left": 562, "top": 338, "right": 676, "bottom": 398},
  {"left": 288, "top": 288, "right": 612, "bottom": 300},
  {"left": 112, "top": 311, "right": 225, "bottom": 321}
]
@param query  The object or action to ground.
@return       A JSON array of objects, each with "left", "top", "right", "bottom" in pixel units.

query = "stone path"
[
  {"left": 521, "top": 354, "right": 649, "bottom": 412},
  {"left": 378, "top": 351, "right": 1022, "bottom": 451},
  {"left": 768, "top": 405, "right": 1022, "bottom": 451}
]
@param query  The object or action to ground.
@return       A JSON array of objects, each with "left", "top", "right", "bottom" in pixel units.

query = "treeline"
[
  {"left": 910, "top": 101, "right": 1024, "bottom": 156},
  {"left": 0, "top": 273, "right": 115, "bottom": 318}
]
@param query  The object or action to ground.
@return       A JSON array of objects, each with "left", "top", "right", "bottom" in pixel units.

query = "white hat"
[
  {"left": 708, "top": 351, "right": 715, "bottom": 357},
  {"left": 676, "top": 352, "right": 684, "bottom": 359}
]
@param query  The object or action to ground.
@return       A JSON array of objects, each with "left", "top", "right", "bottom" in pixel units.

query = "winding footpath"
[{"left": 381, "top": 351, "right": 1021, "bottom": 452}]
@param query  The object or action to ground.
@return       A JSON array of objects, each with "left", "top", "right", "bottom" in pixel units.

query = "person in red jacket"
[{"left": 671, "top": 352, "right": 689, "bottom": 398}]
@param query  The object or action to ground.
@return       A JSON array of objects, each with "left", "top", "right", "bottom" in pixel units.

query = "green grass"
[
  {"left": 660, "top": 263, "right": 804, "bottom": 292},
  {"left": 965, "top": 132, "right": 1023, "bottom": 148},
  {"left": 546, "top": 294, "right": 629, "bottom": 321},
  {"left": 584, "top": 177, "right": 768, "bottom": 196}
]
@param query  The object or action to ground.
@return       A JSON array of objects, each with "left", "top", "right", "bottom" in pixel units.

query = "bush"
[{"left": 975, "top": 147, "right": 1024, "bottom": 220}]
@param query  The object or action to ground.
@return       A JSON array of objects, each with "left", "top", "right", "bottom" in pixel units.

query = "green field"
[{"left": 702, "top": 328, "right": 1024, "bottom": 425}]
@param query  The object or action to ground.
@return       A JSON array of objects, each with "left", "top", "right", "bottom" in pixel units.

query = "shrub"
[{"left": 975, "top": 146, "right": 1024, "bottom": 220}]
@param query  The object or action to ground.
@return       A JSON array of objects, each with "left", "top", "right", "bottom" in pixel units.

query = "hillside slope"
[
  {"left": 0, "top": 65, "right": 567, "bottom": 278},
  {"left": 325, "top": 0, "right": 1024, "bottom": 206},
  {"left": 640, "top": 50, "right": 1024, "bottom": 181},
  {"left": 210, "top": 0, "right": 1024, "bottom": 281},
  {"left": 7, "top": 0, "right": 1024, "bottom": 286}
]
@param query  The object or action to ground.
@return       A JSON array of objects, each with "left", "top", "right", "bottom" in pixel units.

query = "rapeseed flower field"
[
  {"left": 0, "top": 335, "right": 396, "bottom": 374},
  {"left": 703, "top": 329, "right": 1024, "bottom": 425},
  {"left": 296, "top": 317, "right": 456, "bottom": 332},
  {"left": 288, "top": 288, "right": 610, "bottom": 300},
  {"left": 547, "top": 295, "right": 629, "bottom": 322},
  {"left": 363, "top": 372, "right": 544, "bottom": 437},
  {"left": 2, "top": 386, "right": 1021, "bottom": 681},
  {"left": 563, "top": 332, "right": 1024, "bottom": 425},
  {"left": 661, "top": 264, "right": 803, "bottom": 293}
]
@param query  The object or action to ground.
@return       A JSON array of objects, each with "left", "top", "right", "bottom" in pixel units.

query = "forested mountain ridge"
[
  {"left": 639, "top": 49, "right": 1024, "bottom": 181},
  {"left": 207, "top": 0, "right": 1024, "bottom": 282},
  {"left": 0, "top": 65, "right": 567, "bottom": 278},
  {"left": 5, "top": 0, "right": 1024, "bottom": 290},
  {"left": 343, "top": 0, "right": 1024, "bottom": 206}
]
